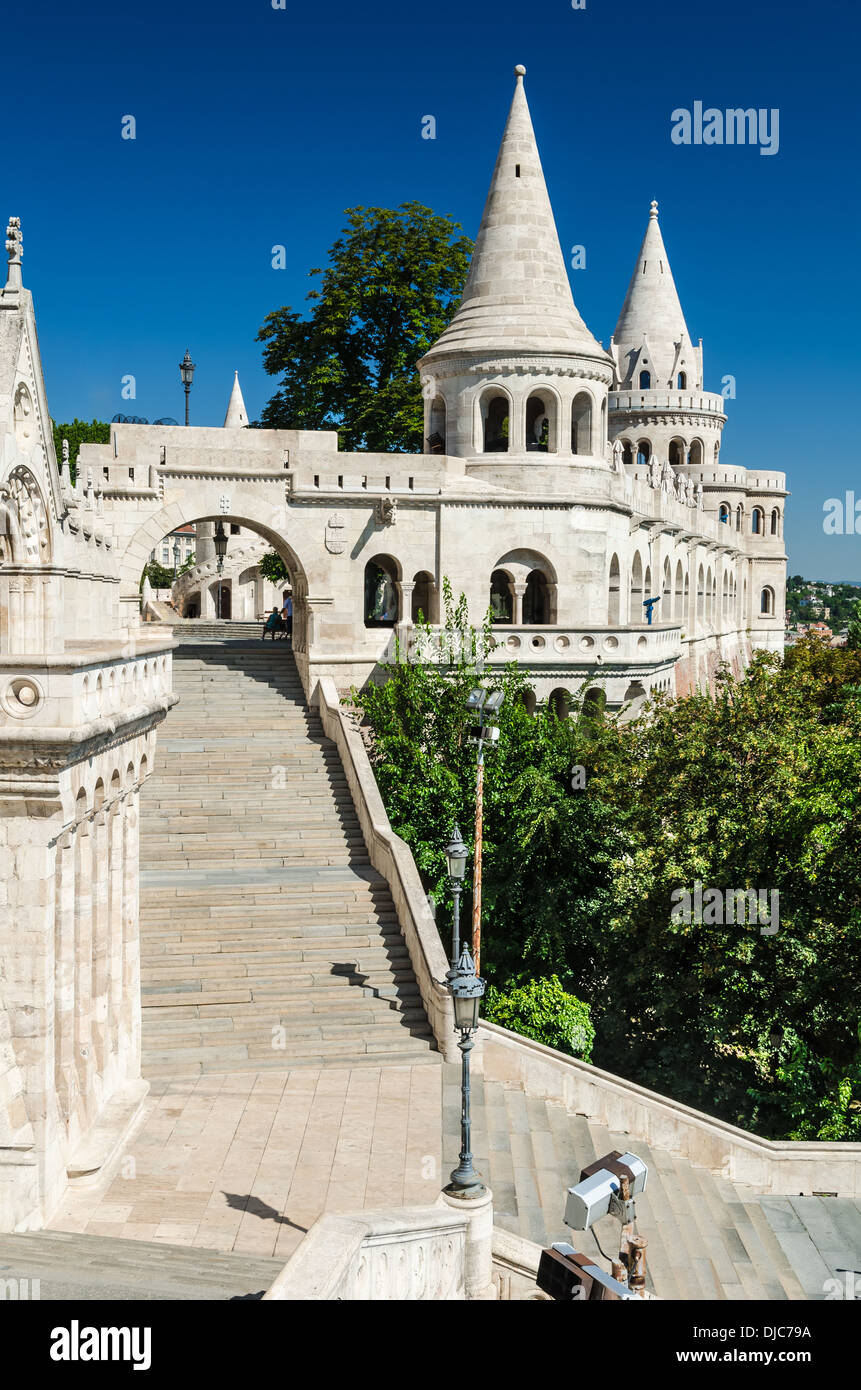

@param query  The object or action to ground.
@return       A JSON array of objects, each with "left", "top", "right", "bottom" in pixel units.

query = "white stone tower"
[
  {"left": 418, "top": 65, "right": 614, "bottom": 487},
  {"left": 223, "top": 371, "right": 249, "bottom": 429},
  {"left": 608, "top": 201, "right": 726, "bottom": 476}
]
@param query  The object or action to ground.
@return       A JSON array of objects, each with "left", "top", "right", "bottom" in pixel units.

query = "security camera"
[{"left": 564, "top": 1151, "right": 648, "bottom": 1231}]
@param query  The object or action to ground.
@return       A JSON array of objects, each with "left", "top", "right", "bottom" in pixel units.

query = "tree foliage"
[
  {"left": 352, "top": 609, "right": 861, "bottom": 1142},
  {"left": 259, "top": 551, "right": 289, "bottom": 585},
  {"left": 256, "top": 203, "right": 472, "bottom": 451},
  {"left": 52, "top": 418, "right": 110, "bottom": 486},
  {"left": 484, "top": 976, "right": 594, "bottom": 1061}
]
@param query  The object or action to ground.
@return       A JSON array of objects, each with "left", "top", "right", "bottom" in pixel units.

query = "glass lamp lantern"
[
  {"left": 445, "top": 824, "right": 468, "bottom": 882},
  {"left": 448, "top": 944, "right": 485, "bottom": 1034}
]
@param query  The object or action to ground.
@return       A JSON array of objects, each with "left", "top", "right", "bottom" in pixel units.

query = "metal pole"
[
  {"left": 451, "top": 882, "right": 461, "bottom": 968},
  {"left": 472, "top": 743, "right": 484, "bottom": 974},
  {"left": 184, "top": 383, "right": 190, "bottom": 427},
  {"left": 449, "top": 1032, "right": 479, "bottom": 1189}
]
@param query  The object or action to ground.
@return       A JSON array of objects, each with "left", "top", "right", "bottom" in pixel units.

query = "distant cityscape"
[{"left": 785, "top": 575, "right": 861, "bottom": 646}]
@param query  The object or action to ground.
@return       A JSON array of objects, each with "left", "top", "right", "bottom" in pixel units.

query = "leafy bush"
[{"left": 483, "top": 976, "right": 594, "bottom": 1061}]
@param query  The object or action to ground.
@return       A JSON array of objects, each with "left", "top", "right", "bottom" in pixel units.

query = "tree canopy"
[
  {"left": 256, "top": 203, "right": 472, "bottom": 452},
  {"left": 51, "top": 418, "right": 110, "bottom": 486}
]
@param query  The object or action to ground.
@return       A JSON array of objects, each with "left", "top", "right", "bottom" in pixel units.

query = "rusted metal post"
[
  {"left": 627, "top": 1235, "right": 648, "bottom": 1296},
  {"left": 472, "top": 746, "right": 485, "bottom": 974}
]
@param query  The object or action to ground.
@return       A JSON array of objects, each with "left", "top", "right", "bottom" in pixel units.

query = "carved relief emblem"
[
  {"left": 325, "top": 512, "right": 346, "bottom": 554},
  {"left": 0, "top": 466, "right": 50, "bottom": 564},
  {"left": 374, "top": 496, "right": 397, "bottom": 526}
]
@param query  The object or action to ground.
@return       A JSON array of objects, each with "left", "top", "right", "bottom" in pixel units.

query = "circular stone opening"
[
  {"left": 603, "top": 636, "right": 619, "bottom": 651},
  {"left": 578, "top": 635, "right": 594, "bottom": 651},
  {"left": 530, "top": 636, "right": 546, "bottom": 651},
  {"left": 506, "top": 635, "right": 521, "bottom": 650},
  {"left": 555, "top": 635, "right": 571, "bottom": 651}
]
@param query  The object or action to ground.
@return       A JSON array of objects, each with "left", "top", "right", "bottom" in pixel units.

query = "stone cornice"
[
  {"left": 0, "top": 697, "right": 177, "bottom": 775},
  {"left": 425, "top": 355, "right": 615, "bottom": 385}
]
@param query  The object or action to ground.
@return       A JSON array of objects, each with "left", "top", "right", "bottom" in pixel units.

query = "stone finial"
[
  {"left": 514, "top": 64, "right": 526, "bottom": 78},
  {"left": 5, "top": 216, "right": 23, "bottom": 291},
  {"left": 650, "top": 200, "right": 659, "bottom": 219},
  {"left": 61, "top": 439, "right": 70, "bottom": 473}
]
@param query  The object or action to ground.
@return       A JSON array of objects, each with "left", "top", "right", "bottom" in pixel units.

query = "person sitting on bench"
[{"left": 262, "top": 608, "right": 284, "bottom": 641}]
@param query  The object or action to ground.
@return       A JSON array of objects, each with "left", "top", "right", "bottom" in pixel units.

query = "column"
[
  {"left": 74, "top": 814, "right": 94, "bottom": 1125},
  {"left": 91, "top": 808, "right": 110, "bottom": 1088},
  {"left": 511, "top": 581, "right": 527, "bottom": 626},
  {"left": 53, "top": 829, "right": 77, "bottom": 1127},
  {"left": 108, "top": 800, "right": 124, "bottom": 1068},
  {"left": 121, "top": 790, "right": 141, "bottom": 1075}
]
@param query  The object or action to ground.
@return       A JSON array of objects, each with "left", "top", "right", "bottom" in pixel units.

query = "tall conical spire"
[
  {"left": 422, "top": 66, "right": 607, "bottom": 364},
  {"left": 223, "top": 371, "right": 248, "bottom": 428},
  {"left": 611, "top": 201, "right": 695, "bottom": 388}
]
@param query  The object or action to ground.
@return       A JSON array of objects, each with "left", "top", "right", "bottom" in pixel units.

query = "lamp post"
[
  {"left": 172, "top": 538, "right": 181, "bottom": 582},
  {"left": 444, "top": 824, "right": 468, "bottom": 978},
  {"left": 466, "top": 687, "right": 505, "bottom": 975},
  {"left": 179, "top": 349, "right": 196, "bottom": 427},
  {"left": 445, "top": 943, "right": 486, "bottom": 1197},
  {"left": 214, "top": 520, "right": 228, "bottom": 620}
]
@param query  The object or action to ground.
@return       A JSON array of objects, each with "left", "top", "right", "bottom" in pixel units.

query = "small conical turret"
[
  {"left": 223, "top": 371, "right": 248, "bottom": 428},
  {"left": 611, "top": 202, "right": 699, "bottom": 390}
]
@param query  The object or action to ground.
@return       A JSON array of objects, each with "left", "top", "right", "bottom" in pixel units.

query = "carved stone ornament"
[
  {"left": 325, "top": 512, "right": 347, "bottom": 554},
  {"left": 0, "top": 466, "right": 50, "bottom": 564},
  {"left": 375, "top": 496, "right": 397, "bottom": 526}
]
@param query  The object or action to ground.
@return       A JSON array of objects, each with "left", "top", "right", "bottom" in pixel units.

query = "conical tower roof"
[
  {"left": 422, "top": 67, "right": 607, "bottom": 365},
  {"left": 612, "top": 201, "right": 691, "bottom": 385},
  {"left": 223, "top": 371, "right": 248, "bottom": 428}
]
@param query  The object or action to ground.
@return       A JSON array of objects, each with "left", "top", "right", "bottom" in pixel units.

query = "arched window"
[
  {"left": 526, "top": 392, "right": 556, "bottom": 452},
  {"left": 489, "top": 570, "right": 512, "bottom": 624},
  {"left": 697, "top": 564, "right": 705, "bottom": 622},
  {"left": 636, "top": 439, "right": 651, "bottom": 467},
  {"left": 481, "top": 391, "right": 510, "bottom": 453},
  {"left": 770, "top": 508, "right": 780, "bottom": 536},
  {"left": 427, "top": 396, "right": 446, "bottom": 454},
  {"left": 571, "top": 391, "right": 593, "bottom": 455},
  {"left": 581, "top": 687, "right": 606, "bottom": 725},
  {"left": 719, "top": 502, "right": 731, "bottom": 524},
  {"left": 548, "top": 688, "right": 569, "bottom": 720},
  {"left": 644, "top": 565, "right": 652, "bottom": 602},
  {"left": 674, "top": 561, "right": 684, "bottom": 620},
  {"left": 412, "top": 571, "right": 438, "bottom": 624},
  {"left": 517, "top": 689, "right": 537, "bottom": 717},
  {"left": 364, "top": 556, "right": 399, "bottom": 627},
  {"left": 622, "top": 440, "right": 634, "bottom": 467},
  {"left": 639, "top": 370, "right": 651, "bottom": 389},
  {"left": 523, "top": 570, "right": 549, "bottom": 624},
  {"left": 722, "top": 572, "right": 729, "bottom": 615},
  {"left": 736, "top": 504, "right": 743, "bottom": 531},
  {"left": 752, "top": 507, "right": 764, "bottom": 535},
  {"left": 688, "top": 439, "right": 704, "bottom": 468},
  {"left": 608, "top": 554, "right": 621, "bottom": 625},
  {"left": 760, "top": 587, "right": 774, "bottom": 615},
  {"left": 677, "top": 372, "right": 687, "bottom": 389},
  {"left": 630, "top": 552, "right": 643, "bottom": 616},
  {"left": 669, "top": 439, "right": 685, "bottom": 469},
  {"left": 662, "top": 559, "right": 672, "bottom": 614}
]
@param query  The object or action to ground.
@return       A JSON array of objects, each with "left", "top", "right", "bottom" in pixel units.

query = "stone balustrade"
[
  {"left": 0, "top": 636, "right": 175, "bottom": 737},
  {"left": 400, "top": 623, "right": 681, "bottom": 669}
]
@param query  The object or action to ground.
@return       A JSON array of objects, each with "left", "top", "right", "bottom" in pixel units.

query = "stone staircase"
[
  {"left": 445, "top": 1068, "right": 810, "bottom": 1301},
  {"left": 0, "top": 1230, "right": 282, "bottom": 1300},
  {"left": 170, "top": 620, "right": 265, "bottom": 642},
  {"left": 138, "top": 642, "right": 438, "bottom": 1077}
]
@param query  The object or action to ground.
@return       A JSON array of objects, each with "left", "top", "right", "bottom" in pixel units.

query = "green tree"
[
  {"left": 258, "top": 551, "right": 288, "bottom": 585},
  {"left": 257, "top": 203, "right": 472, "bottom": 451},
  {"left": 847, "top": 598, "right": 861, "bottom": 650},
  {"left": 52, "top": 418, "right": 110, "bottom": 485},
  {"left": 483, "top": 976, "right": 594, "bottom": 1060}
]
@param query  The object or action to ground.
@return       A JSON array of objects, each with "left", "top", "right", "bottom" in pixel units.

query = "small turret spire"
[
  {"left": 223, "top": 371, "right": 248, "bottom": 428},
  {"left": 611, "top": 201, "right": 694, "bottom": 389}
]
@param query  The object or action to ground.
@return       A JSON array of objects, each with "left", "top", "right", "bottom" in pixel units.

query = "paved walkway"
[{"left": 50, "top": 1065, "right": 443, "bottom": 1263}]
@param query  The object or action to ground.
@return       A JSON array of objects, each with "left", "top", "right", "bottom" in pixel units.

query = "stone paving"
[{"left": 50, "top": 1065, "right": 443, "bottom": 1263}]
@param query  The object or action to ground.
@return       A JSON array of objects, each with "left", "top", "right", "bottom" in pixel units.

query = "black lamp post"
[
  {"left": 445, "top": 942, "right": 486, "bottom": 1198},
  {"left": 179, "top": 350, "right": 196, "bottom": 427},
  {"left": 214, "top": 520, "right": 228, "bottom": 620},
  {"left": 444, "top": 824, "right": 468, "bottom": 978}
]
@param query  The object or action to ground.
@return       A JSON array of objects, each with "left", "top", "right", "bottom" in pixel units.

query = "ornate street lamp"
[
  {"left": 214, "top": 520, "right": 228, "bottom": 620},
  {"left": 172, "top": 538, "right": 181, "bottom": 581},
  {"left": 444, "top": 824, "right": 468, "bottom": 977},
  {"left": 466, "top": 687, "right": 505, "bottom": 974},
  {"left": 445, "top": 943, "right": 486, "bottom": 1198},
  {"left": 179, "top": 349, "right": 196, "bottom": 427}
]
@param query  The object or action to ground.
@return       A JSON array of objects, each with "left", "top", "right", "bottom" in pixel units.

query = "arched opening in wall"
[
  {"left": 683, "top": 571, "right": 689, "bottom": 618},
  {"left": 622, "top": 440, "right": 634, "bottom": 467},
  {"left": 714, "top": 440, "right": 721, "bottom": 464},
  {"left": 752, "top": 507, "right": 764, "bottom": 535},
  {"left": 674, "top": 561, "right": 684, "bottom": 620},
  {"left": 743, "top": 577, "right": 748, "bottom": 620},
  {"left": 722, "top": 572, "right": 729, "bottom": 615},
  {"left": 489, "top": 570, "right": 513, "bottom": 624},
  {"left": 523, "top": 570, "right": 549, "bottom": 624},
  {"left": 427, "top": 396, "right": 446, "bottom": 454},
  {"left": 608, "top": 554, "right": 621, "bottom": 625},
  {"left": 697, "top": 565, "right": 705, "bottom": 621},
  {"left": 548, "top": 688, "right": 570, "bottom": 720},
  {"left": 688, "top": 439, "right": 704, "bottom": 468},
  {"left": 571, "top": 392, "right": 593, "bottom": 456},
  {"left": 705, "top": 567, "right": 713, "bottom": 621},
  {"left": 184, "top": 596, "right": 200, "bottom": 618},
  {"left": 770, "top": 508, "right": 780, "bottom": 536},
  {"left": 211, "top": 583, "right": 231, "bottom": 620},
  {"left": 736, "top": 504, "right": 744, "bottom": 531},
  {"left": 644, "top": 564, "right": 652, "bottom": 602},
  {"left": 364, "top": 555, "right": 400, "bottom": 626},
  {"left": 662, "top": 559, "right": 672, "bottom": 614},
  {"left": 719, "top": 502, "right": 731, "bottom": 524},
  {"left": 624, "top": 680, "right": 647, "bottom": 705},
  {"left": 526, "top": 392, "right": 555, "bottom": 452},
  {"left": 481, "top": 391, "right": 510, "bottom": 453},
  {"left": 636, "top": 439, "right": 651, "bottom": 467},
  {"left": 630, "top": 552, "right": 643, "bottom": 618},
  {"left": 760, "top": 586, "right": 775, "bottom": 615},
  {"left": 411, "top": 571, "right": 438, "bottom": 624},
  {"left": 711, "top": 571, "right": 717, "bottom": 619},
  {"left": 517, "top": 689, "right": 537, "bottom": 717},
  {"left": 581, "top": 686, "right": 606, "bottom": 726},
  {"left": 677, "top": 372, "right": 687, "bottom": 389},
  {"left": 639, "top": 370, "right": 651, "bottom": 389},
  {"left": 669, "top": 439, "right": 685, "bottom": 469}
]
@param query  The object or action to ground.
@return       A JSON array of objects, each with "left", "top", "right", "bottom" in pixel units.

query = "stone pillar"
[
  {"left": 440, "top": 1187, "right": 495, "bottom": 1299},
  {"left": 511, "top": 581, "right": 527, "bottom": 626},
  {"left": 195, "top": 522, "right": 216, "bottom": 566},
  {"left": 91, "top": 808, "right": 110, "bottom": 1088},
  {"left": 395, "top": 581, "right": 415, "bottom": 627},
  {"left": 509, "top": 392, "right": 525, "bottom": 455},
  {"left": 121, "top": 790, "right": 141, "bottom": 1075},
  {"left": 108, "top": 799, "right": 125, "bottom": 1068},
  {"left": 53, "top": 828, "right": 77, "bottom": 1128},
  {"left": 74, "top": 814, "right": 94, "bottom": 1125}
]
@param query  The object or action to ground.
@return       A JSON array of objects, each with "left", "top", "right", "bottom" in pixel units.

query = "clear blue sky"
[{"left": 6, "top": 0, "right": 859, "bottom": 579}]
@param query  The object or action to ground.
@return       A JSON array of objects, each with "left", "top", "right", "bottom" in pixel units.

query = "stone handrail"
[
  {"left": 314, "top": 677, "right": 457, "bottom": 1061},
  {"left": 263, "top": 1204, "right": 469, "bottom": 1300},
  {"left": 476, "top": 1023, "right": 861, "bottom": 1196}
]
